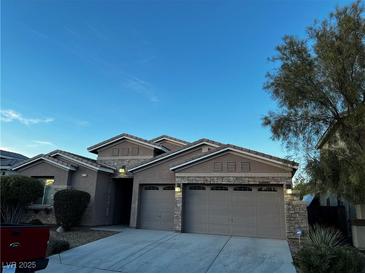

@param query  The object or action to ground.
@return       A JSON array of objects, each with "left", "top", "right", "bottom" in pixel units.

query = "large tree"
[{"left": 263, "top": 1, "right": 365, "bottom": 203}]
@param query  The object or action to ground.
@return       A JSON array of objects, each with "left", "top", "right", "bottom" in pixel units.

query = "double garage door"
[
  {"left": 139, "top": 184, "right": 285, "bottom": 239},
  {"left": 184, "top": 185, "right": 285, "bottom": 239}
]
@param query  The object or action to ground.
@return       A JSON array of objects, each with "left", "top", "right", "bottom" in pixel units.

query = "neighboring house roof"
[
  {"left": 129, "top": 138, "right": 223, "bottom": 172},
  {"left": 87, "top": 133, "right": 168, "bottom": 153},
  {"left": 12, "top": 154, "right": 77, "bottom": 171},
  {"left": 150, "top": 135, "right": 189, "bottom": 146},
  {"left": 48, "top": 150, "right": 115, "bottom": 173},
  {"left": 170, "top": 144, "right": 299, "bottom": 171},
  {"left": 0, "top": 150, "right": 28, "bottom": 160},
  {"left": 0, "top": 150, "right": 28, "bottom": 169}
]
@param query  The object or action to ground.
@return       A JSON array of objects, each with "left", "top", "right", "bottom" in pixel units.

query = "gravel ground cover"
[{"left": 48, "top": 226, "right": 117, "bottom": 254}]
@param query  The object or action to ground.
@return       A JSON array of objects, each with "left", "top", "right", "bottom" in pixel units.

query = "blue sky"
[{"left": 1, "top": 0, "right": 352, "bottom": 160}]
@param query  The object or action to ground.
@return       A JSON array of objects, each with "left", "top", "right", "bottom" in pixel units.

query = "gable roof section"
[
  {"left": 129, "top": 138, "right": 223, "bottom": 172},
  {"left": 170, "top": 144, "right": 299, "bottom": 171},
  {"left": 48, "top": 150, "right": 115, "bottom": 173},
  {"left": 12, "top": 154, "right": 77, "bottom": 171},
  {"left": 87, "top": 133, "right": 168, "bottom": 154},
  {"left": 150, "top": 135, "right": 189, "bottom": 146}
]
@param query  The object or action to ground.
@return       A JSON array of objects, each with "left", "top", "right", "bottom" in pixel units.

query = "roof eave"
[
  {"left": 129, "top": 141, "right": 221, "bottom": 172},
  {"left": 87, "top": 136, "right": 168, "bottom": 154},
  {"left": 50, "top": 152, "right": 115, "bottom": 173},
  {"left": 170, "top": 147, "right": 298, "bottom": 171},
  {"left": 12, "top": 157, "right": 77, "bottom": 171}
]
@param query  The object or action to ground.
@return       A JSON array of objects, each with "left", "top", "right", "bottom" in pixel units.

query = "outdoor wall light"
[
  {"left": 175, "top": 186, "right": 181, "bottom": 192},
  {"left": 286, "top": 189, "right": 293, "bottom": 195},
  {"left": 81, "top": 174, "right": 88, "bottom": 177},
  {"left": 118, "top": 166, "right": 126, "bottom": 176}
]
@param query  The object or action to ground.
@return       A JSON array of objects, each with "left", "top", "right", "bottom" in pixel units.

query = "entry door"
[
  {"left": 139, "top": 185, "right": 175, "bottom": 230},
  {"left": 184, "top": 185, "right": 285, "bottom": 239}
]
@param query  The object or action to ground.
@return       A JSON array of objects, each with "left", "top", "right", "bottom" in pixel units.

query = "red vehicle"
[{"left": 1, "top": 225, "right": 49, "bottom": 273}]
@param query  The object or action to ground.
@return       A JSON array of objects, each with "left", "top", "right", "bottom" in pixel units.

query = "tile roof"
[
  {"left": 169, "top": 144, "right": 299, "bottom": 171},
  {"left": 12, "top": 154, "right": 77, "bottom": 171},
  {"left": 48, "top": 150, "right": 115, "bottom": 172},
  {"left": 150, "top": 135, "right": 189, "bottom": 145},
  {"left": 87, "top": 133, "right": 168, "bottom": 153},
  {"left": 129, "top": 138, "right": 224, "bottom": 172}
]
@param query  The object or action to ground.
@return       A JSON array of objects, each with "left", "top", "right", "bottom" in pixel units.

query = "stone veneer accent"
[
  {"left": 175, "top": 175, "right": 292, "bottom": 185},
  {"left": 284, "top": 190, "right": 309, "bottom": 239},
  {"left": 97, "top": 158, "right": 150, "bottom": 170},
  {"left": 174, "top": 182, "right": 183, "bottom": 231}
]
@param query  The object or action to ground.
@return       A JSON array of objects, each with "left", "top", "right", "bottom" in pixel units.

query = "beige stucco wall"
[
  {"left": 17, "top": 157, "right": 115, "bottom": 226},
  {"left": 93, "top": 171, "right": 115, "bottom": 226},
  {"left": 16, "top": 161, "right": 71, "bottom": 188},
  {"left": 95, "top": 139, "right": 156, "bottom": 171},
  {"left": 97, "top": 139, "right": 155, "bottom": 158}
]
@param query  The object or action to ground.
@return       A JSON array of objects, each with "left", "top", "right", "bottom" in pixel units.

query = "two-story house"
[{"left": 13, "top": 133, "right": 308, "bottom": 241}]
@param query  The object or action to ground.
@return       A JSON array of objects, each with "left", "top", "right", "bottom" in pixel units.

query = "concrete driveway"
[{"left": 39, "top": 228, "right": 296, "bottom": 273}]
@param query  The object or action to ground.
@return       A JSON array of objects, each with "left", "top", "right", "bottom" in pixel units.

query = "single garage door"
[
  {"left": 139, "top": 184, "right": 175, "bottom": 230},
  {"left": 184, "top": 185, "right": 285, "bottom": 239}
]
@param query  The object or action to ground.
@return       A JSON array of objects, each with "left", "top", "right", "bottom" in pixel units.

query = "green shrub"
[
  {"left": 29, "top": 219, "right": 43, "bottom": 225},
  {"left": 48, "top": 239, "right": 70, "bottom": 255},
  {"left": 294, "top": 225, "right": 365, "bottom": 272},
  {"left": 54, "top": 189, "right": 90, "bottom": 230},
  {"left": 0, "top": 176, "right": 43, "bottom": 224}
]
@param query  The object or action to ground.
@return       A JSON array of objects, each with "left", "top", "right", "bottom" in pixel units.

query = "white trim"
[
  {"left": 88, "top": 136, "right": 168, "bottom": 153},
  {"left": 129, "top": 141, "right": 221, "bottom": 172},
  {"left": 170, "top": 147, "right": 298, "bottom": 171},
  {"left": 51, "top": 153, "right": 114, "bottom": 173},
  {"left": 175, "top": 172, "right": 292, "bottom": 177},
  {"left": 152, "top": 137, "right": 187, "bottom": 146},
  {"left": 12, "top": 157, "right": 76, "bottom": 171}
]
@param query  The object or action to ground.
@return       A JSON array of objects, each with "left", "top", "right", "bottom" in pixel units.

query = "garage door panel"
[
  {"left": 184, "top": 184, "right": 285, "bottom": 239},
  {"left": 139, "top": 185, "right": 175, "bottom": 230}
]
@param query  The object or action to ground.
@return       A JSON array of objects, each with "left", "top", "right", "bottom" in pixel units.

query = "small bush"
[
  {"left": 54, "top": 189, "right": 90, "bottom": 230},
  {"left": 294, "top": 225, "right": 365, "bottom": 272},
  {"left": 29, "top": 219, "right": 43, "bottom": 225},
  {"left": 1, "top": 176, "right": 43, "bottom": 224},
  {"left": 48, "top": 239, "right": 70, "bottom": 255}
]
